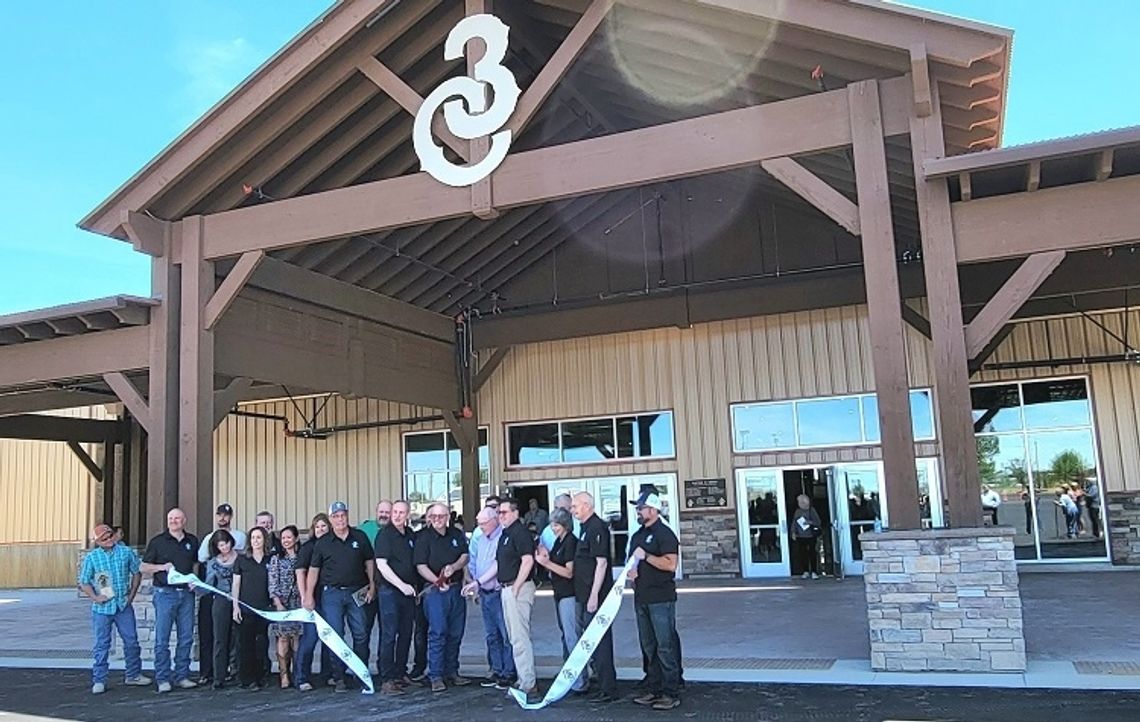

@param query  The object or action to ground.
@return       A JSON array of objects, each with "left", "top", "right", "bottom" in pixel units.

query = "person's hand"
[
  {"left": 535, "top": 547, "right": 550, "bottom": 565},
  {"left": 438, "top": 580, "right": 450, "bottom": 592},
  {"left": 442, "top": 564, "right": 453, "bottom": 580},
  {"left": 92, "top": 594, "right": 110, "bottom": 604},
  {"left": 587, "top": 593, "right": 599, "bottom": 614},
  {"left": 275, "top": 600, "right": 286, "bottom": 612},
  {"left": 402, "top": 583, "right": 416, "bottom": 598},
  {"left": 364, "top": 586, "right": 375, "bottom": 604},
  {"left": 127, "top": 592, "right": 137, "bottom": 606},
  {"left": 626, "top": 568, "right": 638, "bottom": 583},
  {"left": 165, "top": 562, "right": 175, "bottom": 572},
  {"left": 632, "top": 547, "right": 647, "bottom": 561},
  {"left": 302, "top": 596, "right": 315, "bottom": 612},
  {"left": 232, "top": 606, "right": 243, "bottom": 623},
  {"left": 461, "top": 581, "right": 477, "bottom": 596}
]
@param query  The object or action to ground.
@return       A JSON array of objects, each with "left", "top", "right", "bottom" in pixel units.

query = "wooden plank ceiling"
[{"left": 116, "top": 0, "right": 1009, "bottom": 319}]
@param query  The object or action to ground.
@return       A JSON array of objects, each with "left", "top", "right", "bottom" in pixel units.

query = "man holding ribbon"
[
  {"left": 463, "top": 506, "right": 516, "bottom": 690},
  {"left": 374, "top": 500, "right": 419, "bottom": 695},
  {"left": 414, "top": 502, "right": 471, "bottom": 692},
  {"left": 627, "top": 490, "right": 682, "bottom": 711},
  {"left": 495, "top": 498, "right": 541, "bottom": 704},
  {"left": 140, "top": 508, "right": 200, "bottom": 693},
  {"left": 571, "top": 492, "right": 619, "bottom": 704},
  {"left": 78, "top": 523, "right": 151, "bottom": 695}
]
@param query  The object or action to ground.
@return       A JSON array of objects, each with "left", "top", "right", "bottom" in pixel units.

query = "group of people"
[{"left": 77, "top": 487, "right": 685, "bottom": 711}]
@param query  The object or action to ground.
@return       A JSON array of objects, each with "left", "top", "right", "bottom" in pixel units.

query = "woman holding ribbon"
[
  {"left": 203, "top": 529, "right": 239, "bottom": 689},
  {"left": 232, "top": 527, "right": 273, "bottom": 690},
  {"left": 268, "top": 525, "right": 303, "bottom": 689},
  {"left": 534, "top": 507, "right": 587, "bottom": 695}
]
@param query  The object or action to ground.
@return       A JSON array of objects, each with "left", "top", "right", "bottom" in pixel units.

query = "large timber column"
[
  {"left": 148, "top": 251, "right": 181, "bottom": 537},
  {"left": 179, "top": 216, "right": 216, "bottom": 536},
  {"left": 908, "top": 71, "right": 983, "bottom": 527},
  {"left": 849, "top": 79, "right": 921, "bottom": 530}
]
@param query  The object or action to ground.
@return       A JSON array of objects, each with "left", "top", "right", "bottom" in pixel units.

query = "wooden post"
[
  {"left": 179, "top": 216, "right": 216, "bottom": 537},
  {"left": 908, "top": 73, "right": 983, "bottom": 528},
  {"left": 849, "top": 80, "right": 920, "bottom": 530},
  {"left": 459, "top": 415, "right": 481, "bottom": 532},
  {"left": 147, "top": 252, "right": 181, "bottom": 538}
]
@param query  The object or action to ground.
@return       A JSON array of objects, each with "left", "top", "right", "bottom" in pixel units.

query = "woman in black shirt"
[
  {"left": 534, "top": 508, "right": 587, "bottom": 694},
  {"left": 232, "top": 527, "right": 273, "bottom": 690}
]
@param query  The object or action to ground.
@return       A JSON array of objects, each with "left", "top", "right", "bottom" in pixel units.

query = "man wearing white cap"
[
  {"left": 627, "top": 490, "right": 682, "bottom": 711},
  {"left": 78, "top": 524, "right": 152, "bottom": 695}
]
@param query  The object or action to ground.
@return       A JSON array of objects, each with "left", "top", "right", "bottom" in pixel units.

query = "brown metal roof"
[{"left": 0, "top": 296, "right": 156, "bottom": 347}]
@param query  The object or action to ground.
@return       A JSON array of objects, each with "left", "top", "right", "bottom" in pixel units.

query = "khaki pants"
[{"left": 500, "top": 581, "right": 537, "bottom": 690}]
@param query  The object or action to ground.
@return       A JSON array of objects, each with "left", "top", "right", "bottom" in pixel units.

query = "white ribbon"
[
  {"left": 508, "top": 557, "right": 637, "bottom": 710},
  {"left": 168, "top": 570, "right": 374, "bottom": 694}
]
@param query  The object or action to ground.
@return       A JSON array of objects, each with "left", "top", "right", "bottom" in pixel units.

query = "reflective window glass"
[
  {"left": 617, "top": 413, "right": 675, "bottom": 458},
  {"left": 909, "top": 389, "right": 936, "bottom": 440},
  {"left": 976, "top": 433, "right": 1037, "bottom": 559},
  {"left": 508, "top": 423, "right": 560, "bottom": 466},
  {"left": 1022, "top": 379, "right": 1091, "bottom": 430},
  {"left": 733, "top": 403, "right": 795, "bottom": 451},
  {"left": 405, "top": 432, "right": 446, "bottom": 473},
  {"left": 1027, "top": 429, "right": 1103, "bottom": 559},
  {"left": 972, "top": 384, "right": 1023, "bottom": 433},
  {"left": 795, "top": 397, "right": 862, "bottom": 446},
  {"left": 561, "top": 419, "right": 617, "bottom": 463}
]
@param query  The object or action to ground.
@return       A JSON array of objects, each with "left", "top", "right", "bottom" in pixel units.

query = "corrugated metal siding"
[{"left": 0, "top": 406, "right": 110, "bottom": 543}]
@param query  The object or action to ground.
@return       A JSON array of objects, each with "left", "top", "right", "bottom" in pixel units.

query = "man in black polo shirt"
[
  {"left": 627, "top": 490, "right": 682, "bottom": 710},
  {"left": 570, "top": 492, "right": 618, "bottom": 703},
  {"left": 414, "top": 502, "right": 470, "bottom": 692},
  {"left": 304, "top": 501, "right": 374, "bottom": 692},
  {"left": 495, "top": 498, "right": 540, "bottom": 703},
  {"left": 374, "top": 500, "right": 418, "bottom": 695},
  {"left": 140, "top": 508, "right": 200, "bottom": 693}
]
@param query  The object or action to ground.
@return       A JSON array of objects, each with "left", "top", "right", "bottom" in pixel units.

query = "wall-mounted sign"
[
  {"left": 413, "top": 14, "right": 521, "bottom": 187},
  {"left": 684, "top": 478, "right": 728, "bottom": 509}
]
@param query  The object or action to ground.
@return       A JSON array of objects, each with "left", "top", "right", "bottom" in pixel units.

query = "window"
[
  {"left": 506, "top": 411, "right": 675, "bottom": 468},
  {"left": 972, "top": 377, "right": 1105, "bottom": 562},
  {"left": 733, "top": 389, "right": 935, "bottom": 452},
  {"left": 403, "top": 428, "right": 489, "bottom": 519}
]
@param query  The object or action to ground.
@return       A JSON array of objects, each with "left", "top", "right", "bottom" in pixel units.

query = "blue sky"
[{"left": 0, "top": 1, "right": 1137, "bottom": 316}]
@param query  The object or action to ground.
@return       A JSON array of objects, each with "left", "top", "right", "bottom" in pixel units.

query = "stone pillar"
[
  {"left": 679, "top": 509, "right": 740, "bottom": 576},
  {"left": 861, "top": 527, "right": 1025, "bottom": 673},
  {"left": 1107, "top": 491, "right": 1140, "bottom": 565}
]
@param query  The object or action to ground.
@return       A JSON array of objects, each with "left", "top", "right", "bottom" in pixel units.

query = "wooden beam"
[
  {"left": 67, "top": 441, "right": 103, "bottom": 483},
  {"left": 909, "top": 44, "right": 932, "bottom": 118},
  {"left": 760, "top": 157, "right": 860, "bottom": 235},
  {"left": 1026, "top": 161, "right": 1041, "bottom": 192},
  {"left": 213, "top": 377, "right": 253, "bottom": 428},
  {"left": 147, "top": 253, "right": 180, "bottom": 539},
  {"left": 953, "top": 176, "right": 1140, "bottom": 263},
  {"left": 959, "top": 171, "right": 972, "bottom": 201},
  {"left": 900, "top": 303, "right": 932, "bottom": 340},
  {"left": 0, "top": 389, "right": 115, "bottom": 416},
  {"left": 964, "top": 251, "right": 1066, "bottom": 358},
  {"left": 849, "top": 79, "right": 919, "bottom": 530},
  {"left": 442, "top": 409, "right": 472, "bottom": 450},
  {"left": 203, "top": 250, "right": 264, "bottom": 330},
  {"left": 0, "top": 414, "right": 123, "bottom": 443},
  {"left": 472, "top": 347, "right": 510, "bottom": 393},
  {"left": 1096, "top": 149, "right": 1114, "bottom": 181},
  {"left": 355, "top": 56, "right": 470, "bottom": 161},
  {"left": 505, "top": 0, "right": 615, "bottom": 137},
  {"left": 968, "top": 324, "right": 1013, "bottom": 375},
  {"left": 121, "top": 210, "right": 170, "bottom": 257},
  {"left": 198, "top": 76, "right": 913, "bottom": 259},
  {"left": 0, "top": 326, "right": 149, "bottom": 388},
  {"left": 101, "top": 372, "right": 153, "bottom": 433}
]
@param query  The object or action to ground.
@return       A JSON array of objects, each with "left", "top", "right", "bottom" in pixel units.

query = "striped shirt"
[{"left": 78, "top": 544, "right": 140, "bottom": 615}]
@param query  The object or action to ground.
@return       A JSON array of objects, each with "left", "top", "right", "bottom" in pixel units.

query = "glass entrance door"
[
  {"left": 831, "top": 462, "right": 885, "bottom": 576},
  {"left": 736, "top": 468, "right": 790, "bottom": 577}
]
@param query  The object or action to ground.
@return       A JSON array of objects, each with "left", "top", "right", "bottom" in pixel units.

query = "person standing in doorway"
[
  {"left": 304, "top": 502, "right": 375, "bottom": 692},
  {"left": 204, "top": 530, "right": 239, "bottom": 689},
  {"left": 415, "top": 503, "right": 471, "bottom": 692},
  {"left": 462, "top": 506, "right": 516, "bottom": 690},
  {"left": 790, "top": 494, "right": 823, "bottom": 580},
  {"left": 196, "top": 503, "right": 246, "bottom": 686},
  {"left": 78, "top": 523, "right": 151, "bottom": 695},
  {"left": 359, "top": 500, "right": 392, "bottom": 674},
  {"left": 627, "top": 491, "right": 682, "bottom": 710},
  {"left": 524, "top": 498, "right": 549, "bottom": 534},
  {"left": 496, "top": 498, "right": 540, "bottom": 703},
  {"left": 294, "top": 513, "right": 331, "bottom": 692},
  {"left": 373, "top": 500, "right": 419, "bottom": 695},
  {"left": 571, "top": 492, "right": 618, "bottom": 703},
  {"left": 141, "top": 508, "right": 200, "bottom": 693}
]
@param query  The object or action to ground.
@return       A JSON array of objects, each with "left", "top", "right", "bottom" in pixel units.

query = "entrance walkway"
[{"left": 3, "top": 571, "right": 1138, "bottom": 689}]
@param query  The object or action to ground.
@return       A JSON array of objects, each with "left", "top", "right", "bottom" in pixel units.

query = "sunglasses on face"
[{"left": 427, "top": 514, "right": 448, "bottom": 520}]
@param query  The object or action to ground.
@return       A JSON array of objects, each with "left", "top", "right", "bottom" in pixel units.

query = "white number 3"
[{"left": 413, "top": 14, "right": 521, "bottom": 188}]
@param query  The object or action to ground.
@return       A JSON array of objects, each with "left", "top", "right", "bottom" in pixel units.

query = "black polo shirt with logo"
[
  {"left": 572, "top": 514, "right": 614, "bottom": 604},
  {"left": 309, "top": 527, "right": 372, "bottom": 589},
  {"left": 496, "top": 519, "right": 536, "bottom": 585},
  {"left": 374, "top": 524, "right": 418, "bottom": 588},
  {"left": 414, "top": 526, "right": 468, "bottom": 585},
  {"left": 548, "top": 532, "right": 578, "bottom": 600},
  {"left": 234, "top": 553, "right": 272, "bottom": 610},
  {"left": 143, "top": 530, "right": 200, "bottom": 588},
  {"left": 628, "top": 519, "right": 680, "bottom": 605}
]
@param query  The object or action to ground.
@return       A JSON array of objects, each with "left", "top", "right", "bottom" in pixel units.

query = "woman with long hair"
[
  {"left": 203, "top": 529, "right": 238, "bottom": 689},
  {"left": 267, "top": 525, "right": 303, "bottom": 688},
  {"left": 232, "top": 526, "right": 273, "bottom": 690}
]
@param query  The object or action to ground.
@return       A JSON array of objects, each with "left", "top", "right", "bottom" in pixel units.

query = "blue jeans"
[
  {"left": 91, "top": 605, "right": 142, "bottom": 684},
  {"left": 378, "top": 587, "right": 414, "bottom": 683},
  {"left": 635, "top": 601, "right": 681, "bottom": 698},
  {"left": 423, "top": 585, "right": 465, "bottom": 681},
  {"left": 479, "top": 588, "right": 515, "bottom": 680},
  {"left": 296, "top": 618, "right": 334, "bottom": 686},
  {"left": 555, "top": 596, "right": 586, "bottom": 691},
  {"left": 320, "top": 586, "right": 368, "bottom": 684},
  {"left": 153, "top": 587, "right": 195, "bottom": 684},
  {"left": 362, "top": 595, "right": 381, "bottom": 673}
]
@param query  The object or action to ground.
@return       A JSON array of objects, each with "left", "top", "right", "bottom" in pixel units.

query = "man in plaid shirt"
[{"left": 77, "top": 524, "right": 151, "bottom": 695}]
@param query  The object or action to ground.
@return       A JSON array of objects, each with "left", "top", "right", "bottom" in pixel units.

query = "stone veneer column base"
[
  {"left": 1107, "top": 491, "right": 1140, "bottom": 565},
  {"left": 860, "top": 527, "right": 1026, "bottom": 673},
  {"left": 679, "top": 509, "right": 740, "bottom": 577}
]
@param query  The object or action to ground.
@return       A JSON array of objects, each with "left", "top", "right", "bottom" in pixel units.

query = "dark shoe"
[
  {"left": 480, "top": 677, "right": 499, "bottom": 688},
  {"left": 431, "top": 679, "right": 446, "bottom": 693},
  {"left": 447, "top": 675, "right": 472, "bottom": 687},
  {"left": 410, "top": 671, "right": 427, "bottom": 683},
  {"left": 211, "top": 682, "right": 224, "bottom": 690},
  {"left": 591, "top": 691, "right": 619, "bottom": 703},
  {"left": 196, "top": 676, "right": 213, "bottom": 687},
  {"left": 395, "top": 676, "right": 415, "bottom": 688},
  {"left": 326, "top": 677, "right": 337, "bottom": 687},
  {"left": 493, "top": 677, "right": 512, "bottom": 690},
  {"left": 525, "top": 687, "right": 542, "bottom": 704},
  {"left": 634, "top": 692, "right": 660, "bottom": 706},
  {"left": 248, "top": 683, "right": 262, "bottom": 692},
  {"left": 380, "top": 681, "right": 403, "bottom": 695},
  {"left": 652, "top": 696, "right": 680, "bottom": 710},
  {"left": 334, "top": 680, "right": 348, "bottom": 693},
  {"left": 571, "top": 685, "right": 591, "bottom": 696}
]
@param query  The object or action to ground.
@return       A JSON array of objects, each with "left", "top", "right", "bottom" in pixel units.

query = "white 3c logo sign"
[{"left": 413, "top": 14, "right": 521, "bottom": 188}]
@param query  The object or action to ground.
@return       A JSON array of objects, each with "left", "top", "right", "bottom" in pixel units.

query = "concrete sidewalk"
[{"left": 3, "top": 571, "right": 1138, "bottom": 690}]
